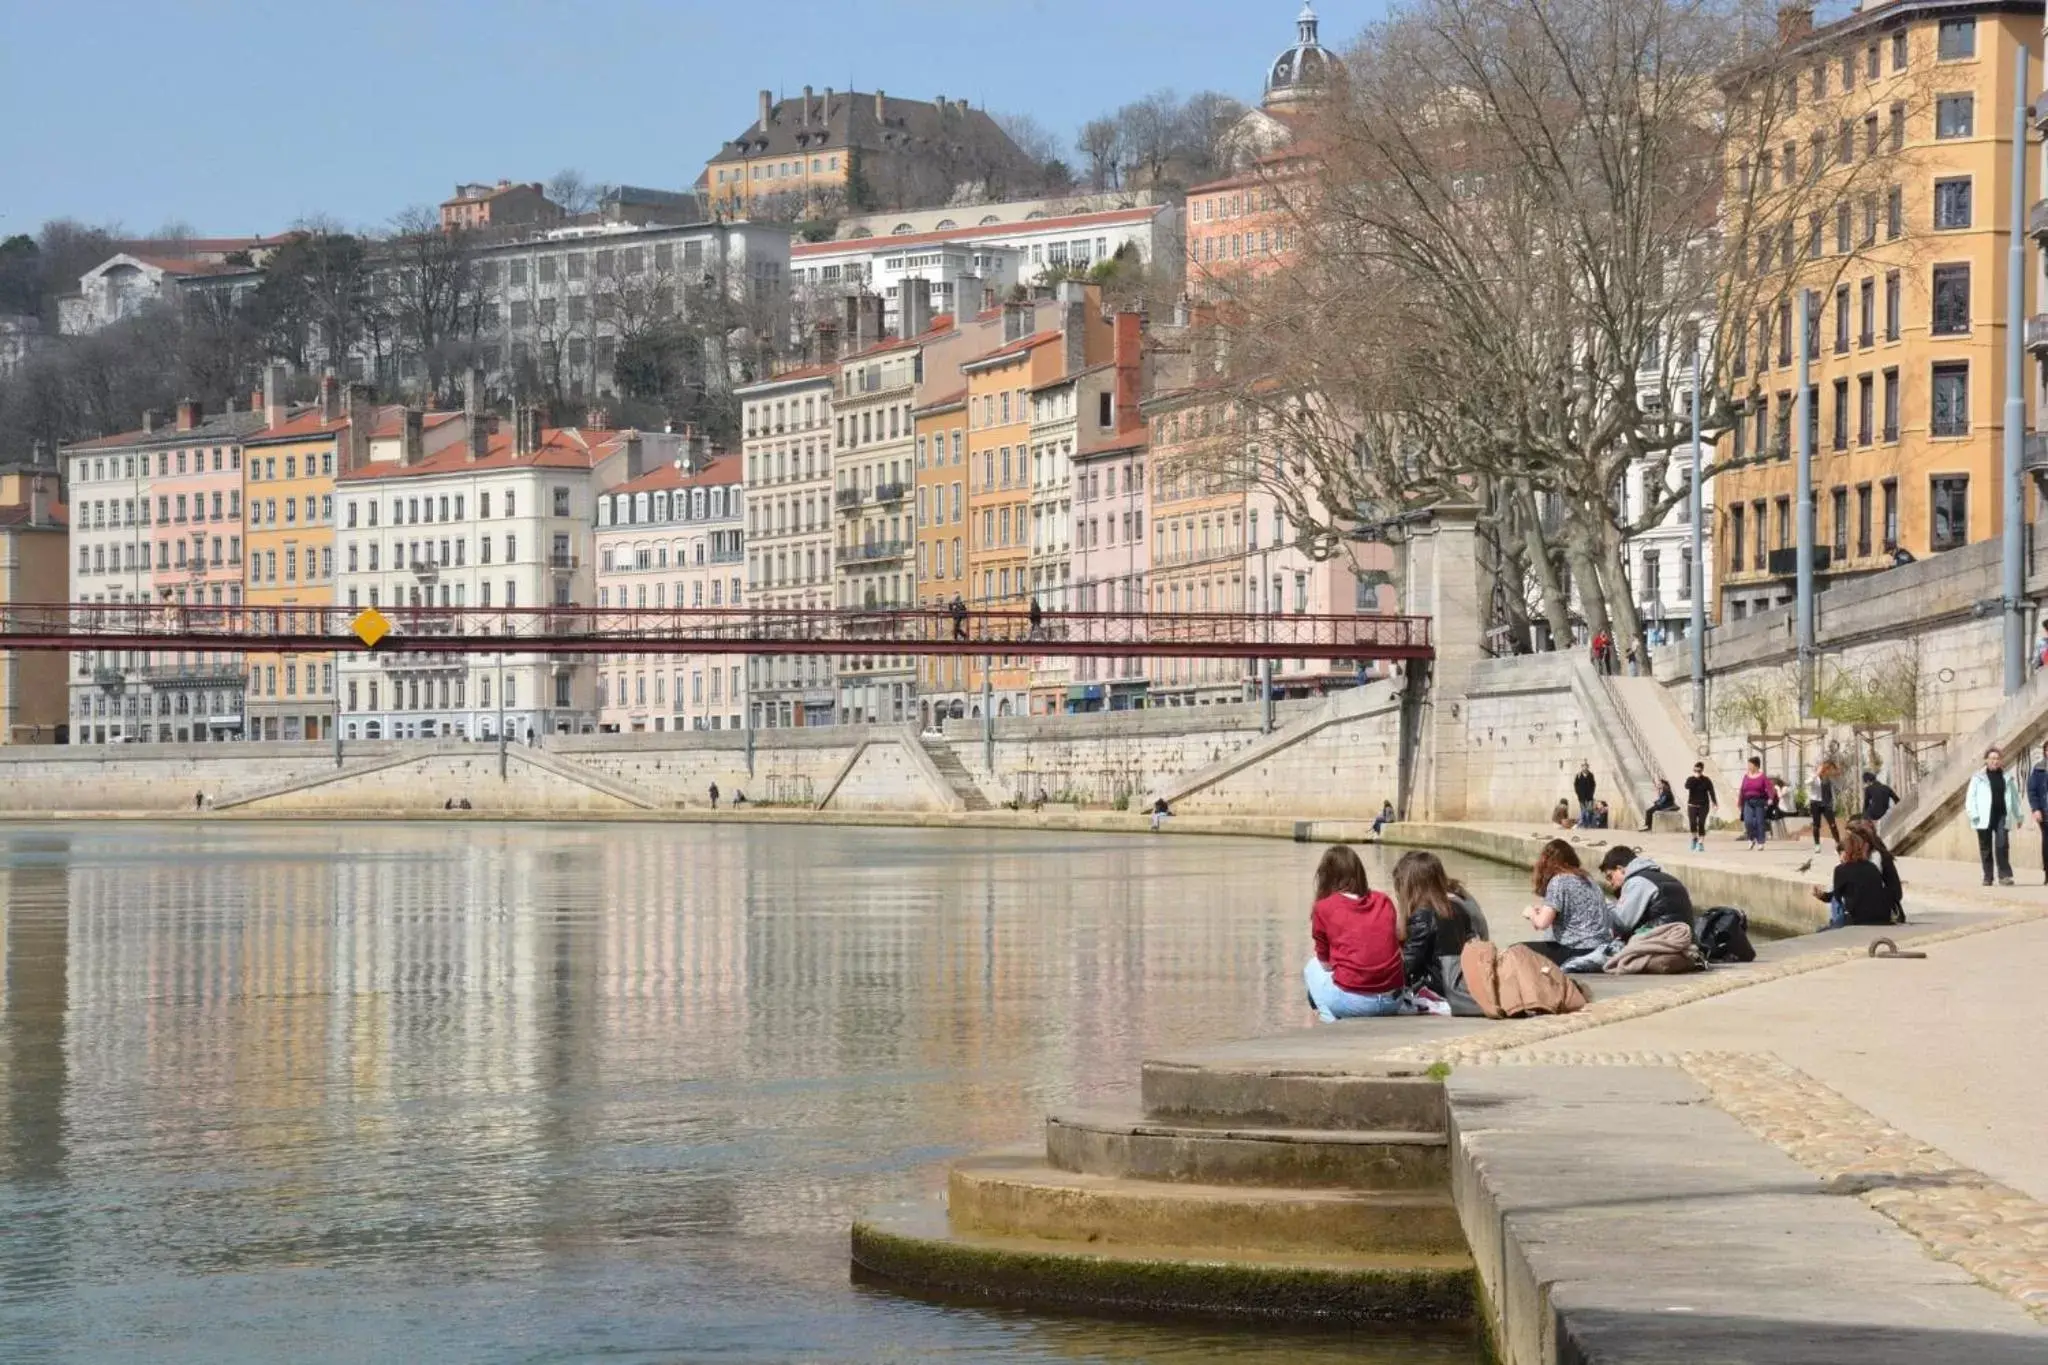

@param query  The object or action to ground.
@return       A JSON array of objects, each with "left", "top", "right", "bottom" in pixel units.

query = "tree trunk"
[
  {"left": 1513, "top": 484, "right": 1573, "bottom": 649},
  {"left": 1594, "top": 519, "right": 1647, "bottom": 670}
]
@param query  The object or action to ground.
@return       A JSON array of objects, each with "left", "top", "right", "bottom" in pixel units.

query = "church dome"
[{"left": 1265, "top": 4, "right": 1334, "bottom": 108}]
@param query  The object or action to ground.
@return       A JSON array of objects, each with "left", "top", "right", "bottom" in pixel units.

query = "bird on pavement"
[{"left": 1795, "top": 855, "right": 1814, "bottom": 873}]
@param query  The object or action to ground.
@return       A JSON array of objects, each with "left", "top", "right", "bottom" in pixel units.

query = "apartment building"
[
  {"left": 593, "top": 443, "right": 746, "bottom": 733},
  {"left": 915, "top": 390, "right": 970, "bottom": 725},
  {"left": 1144, "top": 387, "right": 1249, "bottom": 706},
  {"left": 439, "top": 180, "right": 563, "bottom": 233},
  {"left": 334, "top": 411, "right": 618, "bottom": 741},
  {"left": 0, "top": 462, "right": 68, "bottom": 743},
  {"left": 738, "top": 365, "right": 837, "bottom": 728},
  {"left": 63, "top": 401, "right": 264, "bottom": 743},
  {"left": 1714, "top": 0, "right": 2040, "bottom": 621}
]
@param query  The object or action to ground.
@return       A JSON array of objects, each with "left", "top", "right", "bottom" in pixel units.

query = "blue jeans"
[
  {"left": 1304, "top": 957, "right": 1404, "bottom": 1022},
  {"left": 1824, "top": 896, "right": 1848, "bottom": 930},
  {"left": 1742, "top": 798, "right": 1767, "bottom": 844}
]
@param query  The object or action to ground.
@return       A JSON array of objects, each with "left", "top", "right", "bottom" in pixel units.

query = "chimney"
[
  {"left": 1112, "top": 310, "right": 1144, "bottom": 433},
  {"left": 1058, "top": 280, "right": 1090, "bottom": 374},
  {"left": 624, "top": 430, "right": 647, "bottom": 480},
  {"left": 250, "top": 386, "right": 262, "bottom": 415},
  {"left": 861, "top": 293, "right": 886, "bottom": 347},
  {"left": 1776, "top": 3, "right": 1814, "bottom": 41},
  {"left": 142, "top": 409, "right": 158, "bottom": 435},
  {"left": 516, "top": 405, "right": 543, "bottom": 457},
  {"left": 263, "top": 362, "right": 289, "bottom": 428},
  {"left": 759, "top": 89, "right": 774, "bottom": 130},
  {"left": 874, "top": 89, "right": 886, "bottom": 121},
  {"left": 464, "top": 367, "right": 490, "bottom": 461},
  {"left": 345, "top": 384, "right": 373, "bottom": 471},
  {"left": 1003, "top": 299, "right": 1029, "bottom": 344},
  {"left": 29, "top": 474, "right": 47, "bottom": 528},
  {"left": 175, "top": 398, "right": 202, "bottom": 432},
  {"left": 823, "top": 87, "right": 834, "bottom": 120},
  {"left": 319, "top": 371, "right": 341, "bottom": 423},
  {"left": 400, "top": 409, "right": 424, "bottom": 465},
  {"left": 934, "top": 95, "right": 947, "bottom": 117},
  {"left": 901, "top": 274, "right": 933, "bottom": 340},
  {"left": 802, "top": 85, "right": 813, "bottom": 126},
  {"left": 814, "top": 320, "right": 840, "bottom": 365},
  {"left": 842, "top": 293, "right": 863, "bottom": 348}
]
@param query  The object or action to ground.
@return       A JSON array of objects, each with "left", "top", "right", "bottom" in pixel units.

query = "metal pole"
[
  {"left": 2004, "top": 45, "right": 2031, "bottom": 696},
  {"left": 981, "top": 655, "right": 994, "bottom": 772},
  {"left": 1689, "top": 350, "right": 1707, "bottom": 734},
  {"left": 1795, "top": 288, "right": 1815, "bottom": 717},
  {"left": 497, "top": 652, "right": 506, "bottom": 780},
  {"left": 1259, "top": 549, "right": 1273, "bottom": 734}
]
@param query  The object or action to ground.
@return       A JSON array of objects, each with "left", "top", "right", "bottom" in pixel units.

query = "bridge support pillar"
[{"left": 1397, "top": 502, "right": 1482, "bottom": 822}]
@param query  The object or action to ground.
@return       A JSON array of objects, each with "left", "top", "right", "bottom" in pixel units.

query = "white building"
[
  {"left": 333, "top": 409, "right": 622, "bottom": 741},
  {"left": 738, "top": 365, "right": 838, "bottom": 728},
  {"left": 832, "top": 324, "right": 923, "bottom": 725}
]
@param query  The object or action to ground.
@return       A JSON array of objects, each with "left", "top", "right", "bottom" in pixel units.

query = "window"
[
  {"left": 1858, "top": 374, "right": 1875, "bottom": 445},
  {"left": 1775, "top": 496, "right": 1791, "bottom": 551},
  {"left": 1885, "top": 271, "right": 1902, "bottom": 341},
  {"left": 1936, "top": 94, "right": 1974, "bottom": 139},
  {"left": 1882, "top": 478, "right": 1899, "bottom": 547},
  {"left": 1730, "top": 504, "right": 1746, "bottom": 572},
  {"left": 1892, "top": 29, "right": 1908, "bottom": 70},
  {"left": 1886, "top": 185, "right": 1902, "bottom": 239},
  {"left": 1882, "top": 367, "right": 1900, "bottom": 440},
  {"left": 1832, "top": 378, "right": 1849, "bottom": 450},
  {"left": 1857, "top": 484, "right": 1873, "bottom": 557},
  {"left": 1931, "top": 476, "right": 1969, "bottom": 550},
  {"left": 1833, "top": 285, "right": 1850, "bottom": 353},
  {"left": 1859, "top": 277, "right": 1875, "bottom": 347},
  {"left": 1889, "top": 103, "right": 1905, "bottom": 152},
  {"left": 1832, "top": 487, "right": 1849, "bottom": 557},
  {"left": 1931, "top": 264, "right": 1971, "bottom": 335},
  {"left": 1835, "top": 202, "right": 1850, "bottom": 253},
  {"left": 1931, "top": 362, "right": 1969, "bottom": 436},
  {"left": 1937, "top": 17, "right": 1976, "bottom": 59},
  {"left": 1934, "top": 177, "right": 1972, "bottom": 229}
]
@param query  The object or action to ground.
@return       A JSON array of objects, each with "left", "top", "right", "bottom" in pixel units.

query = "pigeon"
[{"left": 1795, "top": 855, "right": 1814, "bottom": 873}]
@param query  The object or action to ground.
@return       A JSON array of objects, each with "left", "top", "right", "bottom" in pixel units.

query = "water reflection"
[{"left": 0, "top": 823, "right": 1508, "bottom": 1363}]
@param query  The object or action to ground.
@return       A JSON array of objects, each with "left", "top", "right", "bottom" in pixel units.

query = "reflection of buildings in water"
[{"left": 2, "top": 859, "right": 72, "bottom": 1182}]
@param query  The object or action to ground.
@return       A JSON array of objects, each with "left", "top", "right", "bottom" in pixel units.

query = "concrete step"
[
  {"left": 1046, "top": 1107, "right": 1448, "bottom": 1189},
  {"left": 948, "top": 1151, "right": 1466, "bottom": 1256},
  {"left": 853, "top": 1193, "right": 1476, "bottom": 1325},
  {"left": 921, "top": 739, "right": 993, "bottom": 810},
  {"left": 1140, "top": 1060, "right": 1448, "bottom": 1134}
]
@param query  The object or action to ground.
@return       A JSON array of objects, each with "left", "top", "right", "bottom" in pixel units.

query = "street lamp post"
[
  {"left": 1795, "top": 288, "right": 1815, "bottom": 717},
  {"left": 2003, "top": 46, "right": 2032, "bottom": 696},
  {"left": 1689, "top": 350, "right": 1708, "bottom": 735}
]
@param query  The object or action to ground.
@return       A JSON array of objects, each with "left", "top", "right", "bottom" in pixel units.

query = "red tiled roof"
[
  {"left": 126, "top": 255, "right": 245, "bottom": 277},
  {"left": 1032, "top": 361, "right": 1111, "bottom": 392},
  {"left": 338, "top": 426, "right": 616, "bottom": 482},
  {"left": 605, "top": 452, "right": 740, "bottom": 496},
  {"left": 839, "top": 313, "right": 958, "bottom": 363},
  {"left": 961, "top": 328, "right": 1061, "bottom": 372},
  {"left": 0, "top": 502, "right": 66, "bottom": 528},
  {"left": 246, "top": 407, "right": 345, "bottom": 443},
  {"left": 367, "top": 409, "right": 463, "bottom": 439},
  {"left": 793, "top": 206, "right": 1159, "bottom": 259},
  {"left": 735, "top": 362, "right": 839, "bottom": 392},
  {"left": 914, "top": 386, "right": 968, "bottom": 413}
]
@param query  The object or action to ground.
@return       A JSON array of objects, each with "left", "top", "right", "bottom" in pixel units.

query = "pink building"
[{"left": 147, "top": 399, "right": 246, "bottom": 609}]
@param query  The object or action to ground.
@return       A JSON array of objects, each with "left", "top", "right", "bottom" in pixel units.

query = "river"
[{"left": 0, "top": 820, "right": 1534, "bottom": 1362}]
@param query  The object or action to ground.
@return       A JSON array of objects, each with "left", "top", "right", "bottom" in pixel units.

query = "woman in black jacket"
[
  {"left": 1809, "top": 760, "right": 1842, "bottom": 849},
  {"left": 1393, "top": 850, "right": 1491, "bottom": 1014}
]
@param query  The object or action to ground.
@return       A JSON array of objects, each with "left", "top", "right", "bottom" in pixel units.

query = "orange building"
[
  {"left": 914, "top": 390, "right": 969, "bottom": 724},
  {"left": 1144, "top": 385, "right": 1251, "bottom": 706}
]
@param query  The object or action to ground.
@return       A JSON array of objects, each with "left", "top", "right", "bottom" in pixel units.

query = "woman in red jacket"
[{"left": 1304, "top": 844, "right": 1409, "bottom": 1021}]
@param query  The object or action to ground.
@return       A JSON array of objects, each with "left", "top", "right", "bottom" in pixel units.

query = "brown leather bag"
[{"left": 1459, "top": 940, "right": 1589, "bottom": 1019}]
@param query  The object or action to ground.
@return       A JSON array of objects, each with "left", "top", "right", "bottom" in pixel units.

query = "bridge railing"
[{"left": 6, "top": 603, "right": 1434, "bottom": 660}]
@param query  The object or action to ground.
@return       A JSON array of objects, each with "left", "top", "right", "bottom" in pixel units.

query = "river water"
[{"left": 0, "top": 821, "right": 1534, "bottom": 1363}]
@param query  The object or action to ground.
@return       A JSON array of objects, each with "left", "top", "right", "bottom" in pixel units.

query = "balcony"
[
  {"left": 2026, "top": 432, "right": 2048, "bottom": 474},
  {"left": 410, "top": 558, "right": 439, "bottom": 578},
  {"left": 1765, "top": 546, "right": 1833, "bottom": 577},
  {"left": 874, "top": 481, "right": 908, "bottom": 504},
  {"left": 92, "top": 667, "right": 125, "bottom": 691},
  {"left": 548, "top": 552, "right": 580, "bottom": 570},
  {"left": 2030, "top": 198, "right": 2048, "bottom": 242},
  {"left": 847, "top": 539, "right": 910, "bottom": 564},
  {"left": 139, "top": 665, "right": 246, "bottom": 688},
  {"left": 835, "top": 487, "right": 864, "bottom": 512},
  {"left": 2028, "top": 315, "right": 2048, "bottom": 356}
]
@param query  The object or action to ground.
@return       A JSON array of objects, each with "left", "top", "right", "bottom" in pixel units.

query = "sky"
[{"left": 0, "top": 0, "right": 1378, "bottom": 240}]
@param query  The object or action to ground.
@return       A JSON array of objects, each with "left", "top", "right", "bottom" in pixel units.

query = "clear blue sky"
[{"left": 0, "top": 0, "right": 1373, "bottom": 239}]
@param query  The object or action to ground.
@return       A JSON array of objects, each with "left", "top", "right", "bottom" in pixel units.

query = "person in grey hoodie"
[{"left": 1597, "top": 845, "right": 1695, "bottom": 938}]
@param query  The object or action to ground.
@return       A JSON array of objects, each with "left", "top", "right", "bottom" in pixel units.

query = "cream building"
[{"left": 738, "top": 366, "right": 837, "bottom": 728}]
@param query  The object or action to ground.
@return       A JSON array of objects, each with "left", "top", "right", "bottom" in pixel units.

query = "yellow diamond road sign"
[{"left": 351, "top": 608, "right": 392, "bottom": 648}]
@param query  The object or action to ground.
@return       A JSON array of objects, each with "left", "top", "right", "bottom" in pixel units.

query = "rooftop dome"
[{"left": 1265, "top": 4, "right": 1334, "bottom": 109}]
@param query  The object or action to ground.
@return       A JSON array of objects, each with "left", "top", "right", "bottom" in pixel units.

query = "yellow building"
[
  {"left": 1715, "top": 0, "right": 2039, "bottom": 621},
  {"left": 242, "top": 407, "right": 349, "bottom": 741},
  {"left": 915, "top": 390, "right": 969, "bottom": 723},
  {"left": 0, "top": 463, "right": 68, "bottom": 743},
  {"left": 702, "top": 88, "right": 1028, "bottom": 220}
]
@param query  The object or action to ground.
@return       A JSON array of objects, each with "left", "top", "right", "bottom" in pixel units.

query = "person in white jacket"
[{"left": 1965, "top": 746, "right": 2024, "bottom": 887}]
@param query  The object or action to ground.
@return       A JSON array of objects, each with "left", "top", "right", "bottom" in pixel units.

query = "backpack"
[
  {"left": 1692, "top": 906, "right": 1756, "bottom": 964},
  {"left": 1459, "top": 941, "right": 1589, "bottom": 1020},
  {"left": 1626, "top": 866, "right": 1695, "bottom": 934}
]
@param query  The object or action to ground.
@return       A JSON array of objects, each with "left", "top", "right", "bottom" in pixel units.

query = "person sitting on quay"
[
  {"left": 1597, "top": 844, "right": 1695, "bottom": 939},
  {"left": 1812, "top": 827, "right": 1895, "bottom": 929},
  {"left": 1860, "top": 770, "right": 1899, "bottom": 824},
  {"left": 1640, "top": 779, "right": 1678, "bottom": 833},
  {"left": 1394, "top": 850, "right": 1491, "bottom": 1015},
  {"left": 1303, "top": 844, "right": 1408, "bottom": 1022},
  {"left": 1966, "top": 746, "right": 2023, "bottom": 888},
  {"left": 1150, "top": 797, "right": 1172, "bottom": 832},
  {"left": 1551, "top": 799, "right": 1575, "bottom": 830},
  {"left": 1371, "top": 800, "right": 1396, "bottom": 836},
  {"left": 1593, "top": 799, "right": 1613, "bottom": 830},
  {"left": 1521, "top": 838, "right": 1617, "bottom": 971},
  {"left": 1683, "top": 762, "right": 1718, "bottom": 853},
  {"left": 1737, "top": 757, "right": 1772, "bottom": 849},
  {"left": 1846, "top": 816, "right": 1905, "bottom": 923}
]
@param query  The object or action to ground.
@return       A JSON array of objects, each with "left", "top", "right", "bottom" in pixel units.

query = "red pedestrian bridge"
[{"left": 6, "top": 603, "right": 1434, "bottom": 661}]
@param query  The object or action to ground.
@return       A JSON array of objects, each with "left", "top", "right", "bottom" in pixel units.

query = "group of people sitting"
[{"left": 1304, "top": 837, "right": 1740, "bottom": 1022}]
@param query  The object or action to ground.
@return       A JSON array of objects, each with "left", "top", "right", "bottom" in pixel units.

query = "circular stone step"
[
  {"left": 1046, "top": 1108, "right": 1450, "bottom": 1189},
  {"left": 1139, "top": 1061, "right": 1448, "bottom": 1134},
  {"left": 851, "top": 1194, "right": 1477, "bottom": 1326}
]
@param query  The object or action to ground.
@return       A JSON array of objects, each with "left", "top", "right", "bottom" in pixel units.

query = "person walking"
[
  {"left": 2029, "top": 742, "right": 2048, "bottom": 885},
  {"left": 1573, "top": 761, "right": 1598, "bottom": 828},
  {"left": 1737, "top": 756, "right": 1772, "bottom": 850},
  {"left": 1966, "top": 746, "right": 2023, "bottom": 887},
  {"left": 1027, "top": 595, "right": 1044, "bottom": 638},
  {"left": 1589, "top": 630, "right": 1608, "bottom": 676},
  {"left": 1808, "top": 760, "right": 1841, "bottom": 849},
  {"left": 1860, "top": 770, "right": 1899, "bottom": 824},
  {"left": 708, "top": 781, "right": 720, "bottom": 810},
  {"left": 1682, "top": 762, "right": 1718, "bottom": 853},
  {"left": 949, "top": 593, "right": 968, "bottom": 642}
]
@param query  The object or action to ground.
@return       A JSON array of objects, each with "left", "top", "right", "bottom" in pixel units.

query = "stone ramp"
[
  {"left": 1144, "top": 679, "right": 1401, "bottom": 810},
  {"left": 211, "top": 741, "right": 667, "bottom": 812},
  {"left": 210, "top": 746, "right": 437, "bottom": 811},
  {"left": 1882, "top": 665, "right": 2048, "bottom": 856},
  {"left": 1569, "top": 658, "right": 1659, "bottom": 813},
  {"left": 1605, "top": 674, "right": 1717, "bottom": 794},
  {"left": 508, "top": 745, "right": 667, "bottom": 810}
]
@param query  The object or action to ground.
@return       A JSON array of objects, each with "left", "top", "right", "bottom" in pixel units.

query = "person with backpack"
[
  {"left": 1597, "top": 845, "right": 1695, "bottom": 938},
  {"left": 1682, "top": 762, "right": 1718, "bottom": 853},
  {"left": 1965, "top": 745, "right": 2023, "bottom": 887},
  {"left": 1573, "top": 761, "right": 1598, "bottom": 828},
  {"left": 1303, "top": 844, "right": 1408, "bottom": 1021},
  {"left": 1520, "top": 838, "right": 1617, "bottom": 969},
  {"left": 1393, "top": 850, "right": 1491, "bottom": 1015}
]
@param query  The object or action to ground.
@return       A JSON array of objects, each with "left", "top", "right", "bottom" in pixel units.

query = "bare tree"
[
  {"left": 1077, "top": 119, "right": 1127, "bottom": 191},
  {"left": 546, "top": 169, "right": 605, "bottom": 217},
  {"left": 382, "top": 206, "right": 483, "bottom": 401}
]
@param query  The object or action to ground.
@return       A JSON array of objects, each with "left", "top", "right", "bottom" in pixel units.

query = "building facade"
[
  {"left": 334, "top": 414, "right": 617, "bottom": 742},
  {"left": 1714, "top": 0, "right": 2040, "bottom": 621},
  {"left": 0, "top": 463, "right": 68, "bottom": 743},
  {"left": 594, "top": 447, "right": 746, "bottom": 733},
  {"left": 915, "top": 392, "right": 971, "bottom": 725},
  {"left": 739, "top": 367, "right": 838, "bottom": 728},
  {"left": 440, "top": 180, "right": 564, "bottom": 233},
  {"left": 833, "top": 329, "right": 922, "bottom": 724},
  {"left": 1144, "top": 388, "right": 1250, "bottom": 706}
]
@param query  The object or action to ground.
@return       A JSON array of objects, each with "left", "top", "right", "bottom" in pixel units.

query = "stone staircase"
[
  {"left": 1569, "top": 657, "right": 1659, "bottom": 810},
  {"left": 920, "top": 739, "right": 993, "bottom": 811},
  {"left": 852, "top": 1050, "right": 1474, "bottom": 1323}
]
